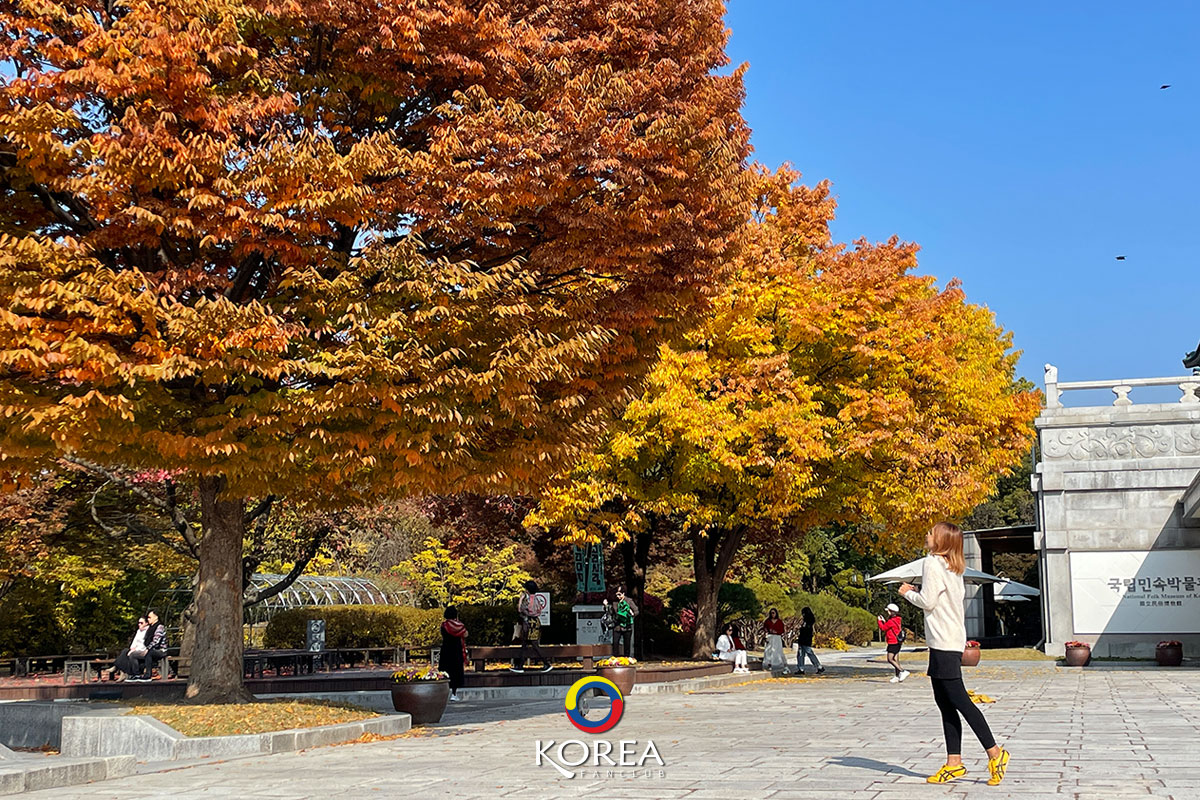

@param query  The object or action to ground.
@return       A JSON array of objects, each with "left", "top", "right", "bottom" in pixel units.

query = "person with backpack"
[
  {"left": 877, "top": 603, "right": 909, "bottom": 682},
  {"left": 510, "top": 580, "right": 552, "bottom": 673},
  {"left": 794, "top": 607, "right": 824, "bottom": 675}
]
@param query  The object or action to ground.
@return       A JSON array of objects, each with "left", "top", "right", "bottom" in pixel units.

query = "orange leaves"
[{"left": 0, "top": 0, "right": 752, "bottom": 506}]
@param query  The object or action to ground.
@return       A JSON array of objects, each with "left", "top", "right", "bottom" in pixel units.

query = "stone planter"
[
  {"left": 390, "top": 680, "right": 450, "bottom": 724},
  {"left": 596, "top": 666, "right": 637, "bottom": 697},
  {"left": 1064, "top": 645, "right": 1091, "bottom": 667},
  {"left": 1156, "top": 643, "right": 1183, "bottom": 667},
  {"left": 961, "top": 646, "right": 981, "bottom": 667}
]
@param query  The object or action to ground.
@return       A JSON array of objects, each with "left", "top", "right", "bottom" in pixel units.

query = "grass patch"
[
  {"left": 978, "top": 647, "right": 1056, "bottom": 661},
  {"left": 123, "top": 699, "right": 379, "bottom": 738}
]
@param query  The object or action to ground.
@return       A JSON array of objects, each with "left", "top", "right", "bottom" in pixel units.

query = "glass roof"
[{"left": 151, "top": 574, "right": 407, "bottom": 626}]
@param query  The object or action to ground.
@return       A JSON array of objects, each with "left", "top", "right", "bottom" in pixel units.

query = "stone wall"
[{"left": 1035, "top": 366, "right": 1200, "bottom": 657}]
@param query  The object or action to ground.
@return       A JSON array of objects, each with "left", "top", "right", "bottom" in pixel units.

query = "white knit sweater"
[{"left": 902, "top": 554, "right": 967, "bottom": 653}]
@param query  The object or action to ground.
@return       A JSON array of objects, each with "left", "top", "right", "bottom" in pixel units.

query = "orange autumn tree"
[
  {"left": 0, "top": 0, "right": 752, "bottom": 701},
  {"left": 529, "top": 170, "right": 1041, "bottom": 656}
]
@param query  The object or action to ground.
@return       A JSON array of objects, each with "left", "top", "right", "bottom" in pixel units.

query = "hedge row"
[
  {"left": 263, "top": 603, "right": 578, "bottom": 649},
  {"left": 789, "top": 592, "right": 877, "bottom": 647}
]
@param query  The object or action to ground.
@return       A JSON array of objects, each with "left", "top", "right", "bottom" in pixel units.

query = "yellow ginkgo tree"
[{"left": 529, "top": 170, "right": 1041, "bottom": 656}]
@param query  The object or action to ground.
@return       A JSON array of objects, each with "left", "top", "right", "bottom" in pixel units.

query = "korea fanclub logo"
[
  {"left": 535, "top": 677, "right": 665, "bottom": 779},
  {"left": 566, "top": 676, "right": 624, "bottom": 733}
]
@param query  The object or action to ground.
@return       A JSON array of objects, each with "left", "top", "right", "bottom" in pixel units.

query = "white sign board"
[
  {"left": 531, "top": 592, "right": 551, "bottom": 626},
  {"left": 1071, "top": 550, "right": 1200, "bottom": 634}
]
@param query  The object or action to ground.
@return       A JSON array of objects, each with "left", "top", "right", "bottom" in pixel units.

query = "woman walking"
[
  {"left": 794, "top": 607, "right": 824, "bottom": 675},
  {"left": 877, "top": 603, "right": 909, "bottom": 683},
  {"left": 761, "top": 608, "right": 787, "bottom": 671},
  {"left": 900, "top": 522, "right": 1010, "bottom": 786},
  {"left": 439, "top": 606, "right": 468, "bottom": 702}
]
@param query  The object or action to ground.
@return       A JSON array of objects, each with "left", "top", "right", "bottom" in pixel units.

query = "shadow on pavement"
[{"left": 826, "top": 756, "right": 924, "bottom": 778}]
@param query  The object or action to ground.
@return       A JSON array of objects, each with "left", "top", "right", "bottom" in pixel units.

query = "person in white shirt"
[
  {"left": 715, "top": 624, "right": 749, "bottom": 673},
  {"left": 900, "top": 522, "right": 1010, "bottom": 787},
  {"left": 103, "top": 617, "right": 149, "bottom": 681}
]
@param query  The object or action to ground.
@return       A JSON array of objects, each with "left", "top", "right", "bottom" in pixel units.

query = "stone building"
[{"left": 1034, "top": 365, "right": 1200, "bottom": 657}]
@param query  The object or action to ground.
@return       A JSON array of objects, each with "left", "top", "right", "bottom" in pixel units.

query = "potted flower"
[
  {"left": 1156, "top": 640, "right": 1183, "bottom": 667},
  {"left": 961, "top": 641, "right": 981, "bottom": 667},
  {"left": 595, "top": 656, "right": 637, "bottom": 697},
  {"left": 1064, "top": 641, "right": 1091, "bottom": 667},
  {"left": 390, "top": 665, "right": 451, "bottom": 724}
]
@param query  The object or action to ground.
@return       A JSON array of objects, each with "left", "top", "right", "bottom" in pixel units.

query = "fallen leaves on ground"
[
  {"left": 123, "top": 699, "right": 379, "bottom": 737},
  {"left": 967, "top": 690, "right": 996, "bottom": 703}
]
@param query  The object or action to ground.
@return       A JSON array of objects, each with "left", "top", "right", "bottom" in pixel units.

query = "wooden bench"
[
  {"left": 467, "top": 644, "right": 613, "bottom": 672},
  {"left": 323, "top": 646, "right": 406, "bottom": 670}
]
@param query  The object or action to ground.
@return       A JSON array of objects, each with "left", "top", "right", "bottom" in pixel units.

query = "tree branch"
[
  {"left": 61, "top": 455, "right": 200, "bottom": 556},
  {"left": 244, "top": 495, "right": 276, "bottom": 526},
  {"left": 242, "top": 525, "right": 330, "bottom": 607}
]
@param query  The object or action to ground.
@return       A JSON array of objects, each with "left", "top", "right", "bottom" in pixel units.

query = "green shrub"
[
  {"left": 263, "top": 602, "right": 581, "bottom": 650},
  {"left": 745, "top": 578, "right": 796, "bottom": 619},
  {"left": 456, "top": 602, "right": 575, "bottom": 646},
  {"left": 789, "top": 592, "right": 875, "bottom": 646},
  {"left": 263, "top": 605, "right": 441, "bottom": 649}
]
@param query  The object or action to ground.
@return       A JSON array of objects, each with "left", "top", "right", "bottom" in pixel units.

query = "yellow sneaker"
[
  {"left": 987, "top": 748, "right": 1010, "bottom": 786},
  {"left": 927, "top": 764, "right": 968, "bottom": 784}
]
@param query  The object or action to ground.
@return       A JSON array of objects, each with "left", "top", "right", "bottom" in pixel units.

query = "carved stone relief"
[{"left": 1044, "top": 424, "right": 1200, "bottom": 461}]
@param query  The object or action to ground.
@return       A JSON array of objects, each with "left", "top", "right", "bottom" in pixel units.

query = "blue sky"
[{"left": 725, "top": 1, "right": 1199, "bottom": 389}]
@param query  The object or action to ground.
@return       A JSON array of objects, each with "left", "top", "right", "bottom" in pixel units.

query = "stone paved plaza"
[{"left": 18, "top": 655, "right": 1200, "bottom": 800}]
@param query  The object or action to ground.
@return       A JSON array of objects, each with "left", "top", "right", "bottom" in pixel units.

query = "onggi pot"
[
  {"left": 390, "top": 680, "right": 451, "bottom": 724},
  {"left": 1156, "top": 642, "right": 1183, "bottom": 667},
  {"left": 596, "top": 665, "right": 637, "bottom": 697},
  {"left": 1064, "top": 644, "right": 1091, "bottom": 667}
]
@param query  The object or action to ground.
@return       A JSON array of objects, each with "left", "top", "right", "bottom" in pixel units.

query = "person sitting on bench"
[
  {"left": 104, "top": 617, "right": 149, "bottom": 681},
  {"left": 130, "top": 610, "right": 167, "bottom": 682}
]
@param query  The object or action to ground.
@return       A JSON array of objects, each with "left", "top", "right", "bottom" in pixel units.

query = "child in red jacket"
[{"left": 877, "top": 603, "right": 909, "bottom": 683}]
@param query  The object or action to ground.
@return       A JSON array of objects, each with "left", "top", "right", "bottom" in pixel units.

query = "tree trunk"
[
  {"left": 620, "top": 525, "right": 653, "bottom": 657},
  {"left": 690, "top": 526, "right": 746, "bottom": 659},
  {"left": 186, "top": 476, "right": 252, "bottom": 703}
]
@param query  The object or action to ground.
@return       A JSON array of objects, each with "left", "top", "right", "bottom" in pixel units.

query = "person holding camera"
[{"left": 877, "top": 603, "right": 909, "bottom": 683}]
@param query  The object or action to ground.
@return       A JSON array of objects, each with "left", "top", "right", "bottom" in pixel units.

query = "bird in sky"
[
  {"left": 1160, "top": 84, "right": 1171, "bottom": 89},
  {"left": 1115, "top": 255, "right": 1127, "bottom": 261}
]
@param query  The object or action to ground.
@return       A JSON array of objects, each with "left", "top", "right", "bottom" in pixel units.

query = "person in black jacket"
[
  {"left": 794, "top": 607, "right": 825, "bottom": 675},
  {"left": 130, "top": 610, "right": 167, "bottom": 682},
  {"left": 439, "top": 606, "right": 468, "bottom": 701}
]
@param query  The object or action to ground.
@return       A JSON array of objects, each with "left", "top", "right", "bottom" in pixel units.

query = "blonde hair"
[{"left": 930, "top": 522, "right": 965, "bottom": 575}]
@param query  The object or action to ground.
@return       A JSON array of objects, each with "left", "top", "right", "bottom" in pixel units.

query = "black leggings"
[{"left": 931, "top": 677, "right": 996, "bottom": 755}]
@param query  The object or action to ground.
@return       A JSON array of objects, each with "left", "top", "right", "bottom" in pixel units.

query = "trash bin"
[{"left": 573, "top": 604, "right": 607, "bottom": 645}]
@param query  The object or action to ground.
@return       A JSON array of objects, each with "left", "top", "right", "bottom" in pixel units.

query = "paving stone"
[{"left": 10, "top": 659, "right": 1200, "bottom": 798}]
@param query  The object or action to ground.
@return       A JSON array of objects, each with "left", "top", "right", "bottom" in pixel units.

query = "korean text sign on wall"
[{"left": 1071, "top": 550, "right": 1200, "bottom": 634}]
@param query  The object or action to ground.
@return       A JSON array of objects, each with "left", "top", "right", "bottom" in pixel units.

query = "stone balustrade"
[{"left": 1043, "top": 363, "right": 1200, "bottom": 408}]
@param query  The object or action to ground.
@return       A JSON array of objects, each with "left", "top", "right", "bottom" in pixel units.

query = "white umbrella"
[
  {"left": 868, "top": 559, "right": 1004, "bottom": 586},
  {"left": 994, "top": 579, "right": 1040, "bottom": 598},
  {"left": 994, "top": 595, "right": 1031, "bottom": 603}
]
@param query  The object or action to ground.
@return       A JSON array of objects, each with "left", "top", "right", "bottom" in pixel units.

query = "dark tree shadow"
[{"left": 826, "top": 756, "right": 924, "bottom": 778}]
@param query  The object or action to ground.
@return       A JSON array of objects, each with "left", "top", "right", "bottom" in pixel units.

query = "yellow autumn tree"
[
  {"left": 397, "top": 537, "right": 531, "bottom": 608},
  {"left": 529, "top": 169, "right": 1041, "bottom": 655}
]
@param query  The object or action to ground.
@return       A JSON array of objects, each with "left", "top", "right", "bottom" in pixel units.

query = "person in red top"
[
  {"left": 761, "top": 608, "right": 787, "bottom": 671},
  {"left": 877, "top": 603, "right": 910, "bottom": 683}
]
